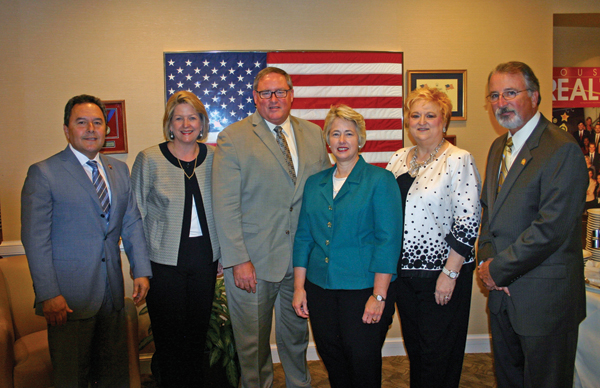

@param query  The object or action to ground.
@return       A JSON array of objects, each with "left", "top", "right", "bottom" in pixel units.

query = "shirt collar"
[
  {"left": 507, "top": 111, "right": 540, "bottom": 151},
  {"left": 69, "top": 144, "right": 101, "bottom": 166},
  {"left": 264, "top": 116, "right": 292, "bottom": 137}
]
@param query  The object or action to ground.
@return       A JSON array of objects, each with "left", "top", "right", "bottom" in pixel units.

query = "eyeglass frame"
[
  {"left": 255, "top": 89, "right": 292, "bottom": 99},
  {"left": 486, "top": 89, "right": 531, "bottom": 103}
]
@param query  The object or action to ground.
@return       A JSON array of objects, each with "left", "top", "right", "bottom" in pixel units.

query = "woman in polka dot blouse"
[{"left": 386, "top": 86, "right": 481, "bottom": 388}]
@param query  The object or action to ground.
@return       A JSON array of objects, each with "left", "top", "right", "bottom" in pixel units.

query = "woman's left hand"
[
  {"left": 435, "top": 272, "right": 456, "bottom": 306},
  {"left": 362, "top": 296, "right": 385, "bottom": 324}
]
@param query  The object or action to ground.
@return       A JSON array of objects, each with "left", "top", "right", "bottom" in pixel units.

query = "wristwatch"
[
  {"left": 372, "top": 294, "right": 386, "bottom": 302},
  {"left": 442, "top": 266, "right": 460, "bottom": 279}
]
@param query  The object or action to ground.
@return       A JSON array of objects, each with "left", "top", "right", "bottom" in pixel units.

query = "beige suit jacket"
[{"left": 212, "top": 111, "right": 331, "bottom": 282}]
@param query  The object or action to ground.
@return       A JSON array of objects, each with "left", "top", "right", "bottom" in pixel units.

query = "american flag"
[{"left": 164, "top": 51, "right": 403, "bottom": 167}]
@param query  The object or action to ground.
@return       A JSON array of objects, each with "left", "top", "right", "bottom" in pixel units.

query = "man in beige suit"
[{"left": 213, "top": 67, "right": 331, "bottom": 388}]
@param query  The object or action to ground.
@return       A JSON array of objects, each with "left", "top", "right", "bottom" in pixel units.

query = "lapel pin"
[
  {"left": 521, "top": 159, "right": 526, "bottom": 166},
  {"left": 108, "top": 164, "right": 113, "bottom": 170}
]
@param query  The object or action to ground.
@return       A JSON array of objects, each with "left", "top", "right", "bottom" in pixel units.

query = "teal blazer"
[{"left": 293, "top": 156, "right": 403, "bottom": 290}]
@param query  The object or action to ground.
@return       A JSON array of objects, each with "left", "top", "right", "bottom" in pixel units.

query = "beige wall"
[{"left": 2, "top": 0, "right": 600, "bottom": 342}]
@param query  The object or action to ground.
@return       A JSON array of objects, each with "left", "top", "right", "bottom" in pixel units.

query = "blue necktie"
[{"left": 87, "top": 160, "right": 111, "bottom": 219}]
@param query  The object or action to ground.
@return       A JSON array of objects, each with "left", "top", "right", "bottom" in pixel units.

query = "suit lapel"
[
  {"left": 291, "top": 116, "right": 307, "bottom": 186},
  {"left": 318, "top": 168, "right": 334, "bottom": 206},
  {"left": 486, "top": 136, "right": 504, "bottom": 217},
  {"left": 59, "top": 146, "right": 103, "bottom": 212},
  {"left": 491, "top": 115, "right": 548, "bottom": 220},
  {"left": 251, "top": 112, "right": 295, "bottom": 185}
]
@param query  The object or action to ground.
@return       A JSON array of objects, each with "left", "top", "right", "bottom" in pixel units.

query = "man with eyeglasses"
[
  {"left": 477, "top": 61, "right": 587, "bottom": 388},
  {"left": 213, "top": 67, "right": 331, "bottom": 387}
]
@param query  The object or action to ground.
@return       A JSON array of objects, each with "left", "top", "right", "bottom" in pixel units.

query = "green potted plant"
[{"left": 204, "top": 276, "right": 240, "bottom": 387}]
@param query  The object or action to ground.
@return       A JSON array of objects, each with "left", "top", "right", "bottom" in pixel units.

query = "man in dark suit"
[
  {"left": 572, "top": 120, "right": 590, "bottom": 150},
  {"left": 588, "top": 143, "right": 600, "bottom": 172},
  {"left": 592, "top": 122, "right": 600, "bottom": 150},
  {"left": 478, "top": 62, "right": 587, "bottom": 388},
  {"left": 21, "top": 94, "right": 152, "bottom": 387},
  {"left": 213, "top": 67, "right": 331, "bottom": 387}
]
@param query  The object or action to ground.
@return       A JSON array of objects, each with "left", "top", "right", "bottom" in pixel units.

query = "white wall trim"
[
  {"left": 0, "top": 240, "right": 25, "bottom": 256},
  {"left": 271, "top": 334, "right": 492, "bottom": 362}
]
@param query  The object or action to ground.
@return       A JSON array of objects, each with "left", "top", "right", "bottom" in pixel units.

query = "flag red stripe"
[
  {"left": 291, "top": 74, "right": 403, "bottom": 86},
  {"left": 361, "top": 140, "right": 403, "bottom": 153},
  {"left": 268, "top": 51, "right": 403, "bottom": 64},
  {"left": 293, "top": 97, "right": 402, "bottom": 109},
  {"left": 309, "top": 119, "right": 403, "bottom": 130}
]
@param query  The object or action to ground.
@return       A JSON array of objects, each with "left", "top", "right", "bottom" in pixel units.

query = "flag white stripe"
[
  {"left": 366, "top": 130, "right": 403, "bottom": 141},
  {"left": 270, "top": 62, "right": 403, "bottom": 75},
  {"left": 294, "top": 85, "right": 403, "bottom": 98},
  {"left": 361, "top": 151, "right": 397, "bottom": 164},
  {"left": 291, "top": 108, "right": 403, "bottom": 120}
]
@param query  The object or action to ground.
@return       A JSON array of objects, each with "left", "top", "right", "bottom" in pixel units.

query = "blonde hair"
[
  {"left": 404, "top": 86, "right": 453, "bottom": 130},
  {"left": 163, "top": 91, "right": 209, "bottom": 142},
  {"left": 323, "top": 104, "right": 367, "bottom": 148}
]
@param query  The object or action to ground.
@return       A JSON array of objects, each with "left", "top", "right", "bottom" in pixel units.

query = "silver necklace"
[{"left": 408, "top": 139, "right": 445, "bottom": 178}]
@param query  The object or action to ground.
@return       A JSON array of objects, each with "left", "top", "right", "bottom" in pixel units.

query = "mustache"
[{"left": 495, "top": 106, "right": 516, "bottom": 116}]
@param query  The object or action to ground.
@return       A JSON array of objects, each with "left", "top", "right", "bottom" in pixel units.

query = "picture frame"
[
  {"left": 407, "top": 70, "right": 467, "bottom": 121},
  {"left": 100, "top": 100, "right": 128, "bottom": 154}
]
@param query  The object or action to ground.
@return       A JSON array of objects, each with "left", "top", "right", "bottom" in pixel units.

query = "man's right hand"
[
  {"left": 233, "top": 261, "right": 257, "bottom": 293},
  {"left": 42, "top": 295, "right": 73, "bottom": 326}
]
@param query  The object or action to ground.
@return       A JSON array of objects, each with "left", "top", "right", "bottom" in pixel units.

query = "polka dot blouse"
[{"left": 386, "top": 144, "right": 482, "bottom": 274}]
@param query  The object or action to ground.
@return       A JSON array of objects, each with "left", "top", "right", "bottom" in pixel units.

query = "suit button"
[
  {"left": 290, "top": 207, "right": 293, "bottom": 212},
  {"left": 325, "top": 240, "right": 329, "bottom": 245},
  {"left": 102, "top": 258, "right": 106, "bottom": 262},
  {"left": 285, "top": 230, "right": 290, "bottom": 235},
  {"left": 325, "top": 257, "right": 329, "bottom": 263},
  {"left": 328, "top": 205, "right": 333, "bottom": 211},
  {"left": 100, "top": 214, "right": 105, "bottom": 218},
  {"left": 327, "top": 222, "right": 332, "bottom": 228}
]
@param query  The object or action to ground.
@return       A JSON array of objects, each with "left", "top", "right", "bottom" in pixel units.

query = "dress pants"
[
  {"left": 224, "top": 265, "right": 311, "bottom": 388},
  {"left": 394, "top": 269, "right": 473, "bottom": 388},
  {"left": 490, "top": 293, "right": 579, "bottom": 388},
  {"left": 305, "top": 280, "right": 396, "bottom": 388},
  {"left": 48, "top": 281, "right": 128, "bottom": 388},
  {"left": 146, "top": 237, "right": 217, "bottom": 388}
]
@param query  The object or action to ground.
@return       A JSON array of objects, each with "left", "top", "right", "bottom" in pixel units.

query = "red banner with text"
[{"left": 553, "top": 67, "right": 600, "bottom": 108}]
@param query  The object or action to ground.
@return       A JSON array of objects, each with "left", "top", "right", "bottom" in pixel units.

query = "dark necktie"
[
  {"left": 87, "top": 160, "right": 111, "bottom": 218},
  {"left": 274, "top": 126, "right": 297, "bottom": 184},
  {"left": 497, "top": 137, "right": 513, "bottom": 194}
]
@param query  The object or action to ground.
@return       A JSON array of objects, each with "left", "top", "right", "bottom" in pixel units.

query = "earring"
[
  {"left": 198, "top": 129, "right": 203, "bottom": 140},
  {"left": 443, "top": 127, "right": 447, "bottom": 133},
  {"left": 169, "top": 131, "right": 174, "bottom": 140}
]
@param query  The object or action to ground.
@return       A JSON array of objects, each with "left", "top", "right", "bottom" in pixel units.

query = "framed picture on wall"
[
  {"left": 100, "top": 100, "right": 128, "bottom": 154},
  {"left": 407, "top": 70, "right": 467, "bottom": 121}
]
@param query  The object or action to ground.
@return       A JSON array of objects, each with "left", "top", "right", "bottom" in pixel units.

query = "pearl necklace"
[{"left": 408, "top": 139, "right": 445, "bottom": 178}]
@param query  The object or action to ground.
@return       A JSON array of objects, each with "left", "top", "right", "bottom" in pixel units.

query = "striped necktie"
[
  {"left": 274, "top": 126, "right": 297, "bottom": 184},
  {"left": 87, "top": 160, "right": 111, "bottom": 218},
  {"left": 497, "top": 137, "right": 513, "bottom": 194}
]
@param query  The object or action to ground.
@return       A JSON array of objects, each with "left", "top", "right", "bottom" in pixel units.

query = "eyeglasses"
[
  {"left": 486, "top": 89, "right": 530, "bottom": 102},
  {"left": 256, "top": 89, "right": 291, "bottom": 99}
]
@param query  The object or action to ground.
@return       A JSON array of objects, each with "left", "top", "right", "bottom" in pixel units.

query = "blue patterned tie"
[{"left": 87, "top": 160, "right": 111, "bottom": 219}]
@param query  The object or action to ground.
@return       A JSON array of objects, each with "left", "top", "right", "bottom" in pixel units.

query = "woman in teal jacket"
[{"left": 292, "top": 105, "right": 403, "bottom": 388}]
